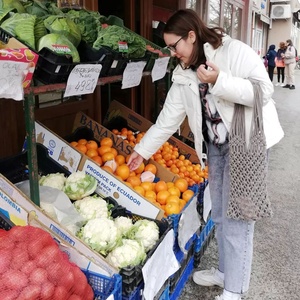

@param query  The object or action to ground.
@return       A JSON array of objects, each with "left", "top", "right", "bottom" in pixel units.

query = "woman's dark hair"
[
  {"left": 164, "top": 9, "right": 224, "bottom": 68},
  {"left": 286, "top": 39, "right": 293, "bottom": 46}
]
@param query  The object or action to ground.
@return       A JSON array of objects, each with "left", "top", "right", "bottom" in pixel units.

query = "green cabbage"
[
  {"left": 0, "top": 0, "right": 26, "bottom": 13},
  {"left": 37, "top": 33, "right": 80, "bottom": 63},
  {"left": 0, "top": 13, "right": 36, "bottom": 49},
  {"left": 44, "top": 15, "right": 81, "bottom": 47}
]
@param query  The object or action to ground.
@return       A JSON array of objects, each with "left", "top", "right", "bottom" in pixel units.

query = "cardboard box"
[
  {"left": 180, "top": 117, "right": 195, "bottom": 143},
  {"left": 35, "top": 121, "right": 83, "bottom": 173},
  {"left": 103, "top": 100, "right": 199, "bottom": 163},
  {"left": 35, "top": 118, "right": 166, "bottom": 220},
  {"left": 0, "top": 174, "right": 118, "bottom": 277},
  {"left": 0, "top": 35, "right": 39, "bottom": 88}
]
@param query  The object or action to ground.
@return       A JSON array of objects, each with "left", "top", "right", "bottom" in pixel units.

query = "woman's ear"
[{"left": 188, "top": 31, "right": 196, "bottom": 44}]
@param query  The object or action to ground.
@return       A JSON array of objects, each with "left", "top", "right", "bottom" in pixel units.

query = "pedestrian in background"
[
  {"left": 127, "top": 9, "right": 284, "bottom": 300},
  {"left": 266, "top": 44, "right": 277, "bottom": 82},
  {"left": 282, "top": 39, "right": 296, "bottom": 90},
  {"left": 275, "top": 42, "right": 286, "bottom": 86}
]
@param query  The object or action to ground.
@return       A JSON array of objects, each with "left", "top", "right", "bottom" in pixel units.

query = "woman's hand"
[
  {"left": 127, "top": 151, "right": 144, "bottom": 171},
  {"left": 196, "top": 61, "right": 220, "bottom": 84}
]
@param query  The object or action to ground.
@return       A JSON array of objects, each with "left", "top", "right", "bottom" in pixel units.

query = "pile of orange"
[
  {"left": 111, "top": 128, "right": 146, "bottom": 147},
  {"left": 70, "top": 137, "right": 197, "bottom": 217}
]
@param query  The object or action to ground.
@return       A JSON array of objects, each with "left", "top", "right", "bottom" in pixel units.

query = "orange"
[
  {"left": 140, "top": 181, "right": 153, "bottom": 192},
  {"left": 75, "top": 144, "right": 87, "bottom": 154},
  {"left": 86, "top": 148, "right": 99, "bottom": 158},
  {"left": 102, "top": 165, "right": 113, "bottom": 173},
  {"left": 112, "top": 129, "right": 119, "bottom": 135},
  {"left": 145, "top": 190, "right": 157, "bottom": 200},
  {"left": 70, "top": 141, "right": 78, "bottom": 147},
  {"left": 174, "top": 178, "right": 189, "bottom": 193},
  {"left": 156, "top": 190, "right": 171, "bottom": 205},
  {"left": 110, "top": 148, "right": 118, "bottom": 158},
  {"left": 168, "top": 186, "right": 181, "bottom": 197},
  {"left": 133, "top": 185, "right": 145, "bottom": 196},
  {"left": 164, "top": 202, "right": 181, "bottom": 216},
  {"left": 115, "top": 154, "right": 126, "bottom": 166},
  {"left": 166, "top": 195, "right": 180, "bottom": 205},
  {"left": 144, "top": 163, "right": 157, "bottom": 175},
  {"left": 101, "top": 152, "right": 115, "bottom": 163},
  {"left": 86, "top": 140, "right": 98, "bottom": 150},
  {"left": 135, "top": 162, "right": 145, "bottom": 174},
  {"left": 166, "top": 182, "right": 175, "bottom": 189},
  {"left": 126, "top": 176, "right": 141, "bottom": 187},
  {"left": 97, "top": 146, "right": 108, "bottom": 156},
  {"left": 100, "top": 137, "right": 113, "bottom": 147},
  {"left": 155, "top": 181, "right": 168, "bottom": 193},
  {"left": 77, "top": 138, "right": 87, "bottom": 145},
  {"left": 91, "top": 155, "right": 102, "bottom": 165},
  {"left": 179, "top": 199, "right": 186, "bottom": 211},
  {"left": 98, "top": 146, "right": 112, "bottom": 156},
  {"left": 115, "top": 164, "right": 130, "bottom": 180},
  {"left": 182, "top": 190, "right": 194, "bottom": 202},
  {"left": 125, "top": 181, "right": 133, "bottom": 188}
]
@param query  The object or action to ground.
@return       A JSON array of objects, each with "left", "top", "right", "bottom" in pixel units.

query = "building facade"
[{"left": 186, "top": 0, "right": 300, "bottom": 57}]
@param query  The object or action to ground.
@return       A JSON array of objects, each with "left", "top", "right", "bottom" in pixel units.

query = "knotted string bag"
[{"left": 227, "top": 80, "right": 273, "bottom": 221}]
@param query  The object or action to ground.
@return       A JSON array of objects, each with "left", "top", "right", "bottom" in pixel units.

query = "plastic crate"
[
  {"left": 0, "top": 211, "right": 15, "bottom": 230},
  {"left": 0, "top": 143, "right": 71, "bottom": 184},
  {"left": 193, "top": 218, "right": 215, "bottom": 268},
  {"left": 115, "top": 210, "right": 172, "bottom": 296},
  {"left": 83, "top": 270, "right": 122, "bottom": 300},
  {"left": 105, "top": 15, "right": 173, "bottom": 73}
]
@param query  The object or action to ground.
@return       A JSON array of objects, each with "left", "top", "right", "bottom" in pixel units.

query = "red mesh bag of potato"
[{"left": 0, "top": 226, "right": 94, "bottom": 300}]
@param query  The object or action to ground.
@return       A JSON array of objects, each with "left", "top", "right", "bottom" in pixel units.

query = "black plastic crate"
[
  {"left": 0, "top": 211, "right": 15, "bottom": 230},
  {"left": 0, "top": 144, "right": 71, "bottom": 184}
]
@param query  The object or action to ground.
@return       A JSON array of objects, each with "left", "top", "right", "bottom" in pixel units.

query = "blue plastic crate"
[
  {"left": 82, "top": 270, "right": 122, "bottom": 300},
  {"left": 121, "top": 282, "right": 143, "bottom": 300}
]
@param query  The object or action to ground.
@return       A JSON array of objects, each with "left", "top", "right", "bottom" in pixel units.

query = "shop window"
[{"left": 209, "top": 0, "right": 221, "bottom": 27}]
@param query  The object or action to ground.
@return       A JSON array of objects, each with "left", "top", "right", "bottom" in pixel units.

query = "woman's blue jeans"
[{"left": 208, "top": 141, "right": 255, "bottom": 294}]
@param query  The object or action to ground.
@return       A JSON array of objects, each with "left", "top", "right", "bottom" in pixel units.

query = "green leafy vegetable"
[
  {"left": 93, "top": 24, "right": 146, "bottom": 58},
  {"left": 0, "top": 13, "right": 36, "bottom": 49},
  {"left": 37, "top": 33, "right": 80, "bottom": 63},
  {"left": 44, "top": 15, "right": 81, "bottom": 47},
  {"left": 0, "top": 0, "right": 26, "bottom": 13}
]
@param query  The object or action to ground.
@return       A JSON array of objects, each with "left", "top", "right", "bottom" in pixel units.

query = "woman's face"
[{"left": 164, "top": 32, "right": 195, "bottom": 66}]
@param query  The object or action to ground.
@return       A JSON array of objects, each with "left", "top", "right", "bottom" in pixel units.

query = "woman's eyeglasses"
[{"left": 166, "top": 36, "right": 185, "bottom": 52}]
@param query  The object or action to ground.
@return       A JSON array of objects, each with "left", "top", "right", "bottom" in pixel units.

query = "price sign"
[
  {"left": 151, "top": 56, "right": 170, "bottom": 82},
  {"left": 122, "top": 61, "right": 147, "bottom": 89},
  {"left": 64, "top": 64, "right": 102, "bottom": 98},
  {"left": 0, "top": 60, "right": 28, "bottom": 101}
]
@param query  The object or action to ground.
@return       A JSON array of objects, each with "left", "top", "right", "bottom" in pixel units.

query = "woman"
[
  {"left": 127, "top": 9, "right": 284, "bottom": 300},
  {"left": 275, "top": 42, "right": 286, "bottom": 86},
  {"left": 282, "top": 39, "right": 296, "bottom": 89},
  {"left": 266, "top": 44, "right": 277, "bottom": 82}
]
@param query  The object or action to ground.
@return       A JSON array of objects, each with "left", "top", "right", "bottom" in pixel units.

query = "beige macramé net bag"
[{"left": 227, "top": 80, "right": 273, "bottom": 221}]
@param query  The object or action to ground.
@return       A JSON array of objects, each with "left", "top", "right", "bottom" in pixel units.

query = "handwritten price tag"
[
  {"left": 0, "top": 60, "right": 29, "bottom": 101},
  {"left": 151, "top": 57, "right": 170, "bottom": 82},
  {"left": 64, "top": 64, "right": 102, "bottom": 98},
  {"left": 122, "top": 61, "right": 147, "bottom": 89}
]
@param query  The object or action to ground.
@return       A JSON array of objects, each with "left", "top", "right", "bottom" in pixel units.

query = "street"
[{"left": 179, "top": 70, "right": 300, "bottom": 300}]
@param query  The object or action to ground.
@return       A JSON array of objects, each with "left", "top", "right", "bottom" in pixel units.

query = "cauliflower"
[
  {"left": 114, "top": 216, "right": 133, "bottom": 237},
  {"left": 128, "top": 219, "right": 160, "bottom": 252},
  {"left": 39, "top": 173, "right": 66, "bottom": 190},
  {"left": 78, "top": 218, "right": 120, "bottom": 255},
  {"left": 74, "top": 196, "right": 110, "bottom": 221},
  {"left": 106, "top": 239, "right": 146, "bottom": 269},
  {"left": 64, "top": 171, "right": 97, "bottom": 200}
]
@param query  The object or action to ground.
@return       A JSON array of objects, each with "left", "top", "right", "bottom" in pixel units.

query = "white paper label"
[
  {"left": 203, "top": 183, "right": 211, "bottom": 222},
  {"left": 151, "top": 57, "right": 170, "bottom": 82},
  {"left": 0, "top": 60, "right": 28, "bottom": 101},
  {"left": 142, "top": 229, "right": 180, "bottom": 300},
  {"left": 122, "top": 61, "right": 146, "bottom": 89},
  {"left": 64, "top": 64, "right": 102, "bottom": 97}
]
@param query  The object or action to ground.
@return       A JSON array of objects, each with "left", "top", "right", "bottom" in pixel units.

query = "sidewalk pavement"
[{"left": 179, "top": 70, "right": 300, "bottom": 300}]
